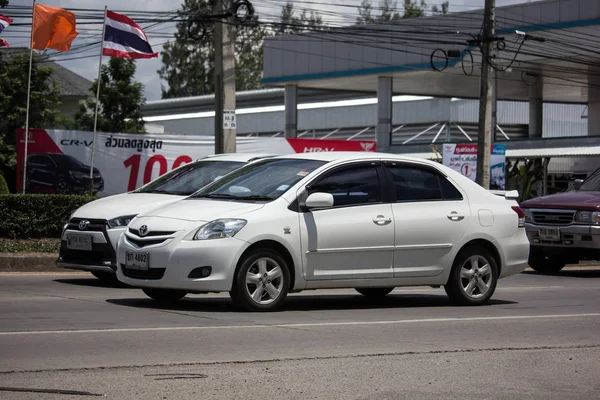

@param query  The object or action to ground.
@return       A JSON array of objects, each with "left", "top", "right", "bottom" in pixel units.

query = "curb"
[{"left": 0, "top": 253, "right": 60, "bottom": 272}]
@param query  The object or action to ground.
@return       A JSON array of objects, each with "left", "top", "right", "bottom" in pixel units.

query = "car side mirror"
[
  {"left": 305, "top": 192, "right": 334, "bottom": 209},
  {"left": 573, "top": 179, "right": 584, "bottom": 191}
]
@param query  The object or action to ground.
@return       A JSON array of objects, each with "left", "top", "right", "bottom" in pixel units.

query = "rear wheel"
[
  {"left": 230, "top": 248, "right": 290, "bottom": 312},
  {"left": 355, "top": 287, "right": 394, "bottom": 297},
  {"left": 142, "top": 288, "right": 187, "bottom": 303},
  {"left": 528, "top": 249, "right": 566, "bottom": 274},
  {"left": 445, "top": 246, "right": 498, "bottom": 306}
]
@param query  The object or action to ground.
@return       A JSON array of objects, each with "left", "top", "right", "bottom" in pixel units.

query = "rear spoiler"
[{"left": 490, "top": 190, "right": 520, "bottom": 200}]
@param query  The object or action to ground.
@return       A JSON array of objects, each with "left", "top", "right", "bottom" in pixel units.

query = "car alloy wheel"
[
  {"left": 231, "top": 249, "right": 290, "bottom": 312},
  {"left": 445, "top": 245, "right": 498, "bottom": 306}
]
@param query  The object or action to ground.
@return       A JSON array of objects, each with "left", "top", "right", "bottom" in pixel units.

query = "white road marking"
[{"left": 1, "top": 313, "right": 599, "bottom": 336}]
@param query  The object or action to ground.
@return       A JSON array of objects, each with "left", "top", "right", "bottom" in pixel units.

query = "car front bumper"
[
  {"left": 525, "top": 223, "right": 600, "bottom": 249},
  {"left": 115, "top": 233, "right": 250, "bottom": 293}
]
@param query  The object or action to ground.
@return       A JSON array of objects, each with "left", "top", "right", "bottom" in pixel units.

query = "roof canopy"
[{"left": 262, "top": 0, "right": 600, "bottom": 104}]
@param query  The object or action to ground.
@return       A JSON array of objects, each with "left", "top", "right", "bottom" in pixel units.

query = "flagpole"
[
  {"left": 89, "top": 5, "right": 107, "bottom": 195},
  {"left": 22, "top": 0, "right": 36, "bottom": 194}
]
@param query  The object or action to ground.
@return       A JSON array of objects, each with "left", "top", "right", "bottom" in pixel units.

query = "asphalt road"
[{"left": 0, "top": 268, "right": 599, "bottom": 399}]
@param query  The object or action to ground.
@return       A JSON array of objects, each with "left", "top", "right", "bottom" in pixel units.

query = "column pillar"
[
  {"left": 588, "top": 76, "right": 600, "bottom": 136},
  {"left": 528, "top": 75, "right": 543, "bottom": 139},
  {"left": 376, "top": 77, "right": 393, "bottom": 152},
  {"left": 284, "top": 84, "right": 298, "bottom": 138}
]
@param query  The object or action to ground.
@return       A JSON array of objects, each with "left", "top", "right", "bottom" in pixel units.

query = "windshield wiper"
[
  {"left": 138, "top": 189, "right": 174, "bottom": 194},
  {"left": 196, "top": 193, "right": 274, "bottom": 201}
]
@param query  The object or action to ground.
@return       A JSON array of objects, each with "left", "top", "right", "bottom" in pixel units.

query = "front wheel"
[
  {"left": 528, "top": 249, "right": 566, "bottom": 274},
  {"left": 230, "top": 249, "right": 291, "bottom": 312},
  {"left": 142, "top": 288, "right": 187, "bottom": 303},
  {"left": 445, "top": 246, "right": 498, "bottom": 306}
]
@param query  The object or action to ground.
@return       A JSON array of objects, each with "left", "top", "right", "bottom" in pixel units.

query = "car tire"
[
  {"left": 91, "top": 271, "right": 117, "bottom": 283},
  {"left": 142, "top": 288, "right": 187, "bottom": 303},
  {"left": 230, "top": 248, "right": 291, "bottom": 312},
  {"left": 355, "top": 287, "right": 394, "bottom": 297},
  {"left": 444, "top": 245, "right": 498, "bottom": 306},
  {"left": 528, "top": 249, "right": 566, "bottom": 274}
]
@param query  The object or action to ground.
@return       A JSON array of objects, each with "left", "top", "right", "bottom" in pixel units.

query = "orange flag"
[{"left": 31, "top": 4, "right": 78, "bottom": 52}]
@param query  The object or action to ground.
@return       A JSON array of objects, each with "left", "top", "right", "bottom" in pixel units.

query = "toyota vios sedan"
[
  {"left": 116, "top": 152, "right": 530, "bottom": 311},
  {"left": 58, "top": 153, "right": 274, "bottom": 281}
]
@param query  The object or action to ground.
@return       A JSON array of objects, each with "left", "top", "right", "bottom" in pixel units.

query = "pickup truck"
[{"left": 520, "top": 168, "right": 600, "bottom": 273}]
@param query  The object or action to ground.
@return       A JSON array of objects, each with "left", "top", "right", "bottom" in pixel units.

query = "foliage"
[
  {"left": 357, "top": 0, "right": 449, "bottom": 24},
  {"left": 507, "top": 159, "right": 544, "bottom": 202},
  {"left": 75, "top": 57, "right": 146, "bottom": 133},
  {"left": 158, "top": 1, "right": 324, "bottom": 97},
  {"left": 0, "top": 238, "right": 60, "bottom": 253},
  {"left": 0, "top": 52, "right": 64, "bottom": 192},
  {"left": 0, "top": 174, "right": 8, "bottom": 194},
  {"left": 0, "top": 0, "right": 7, "bottom": 8},
  {"left": 0, "top": 194, "right": 98, "bottom": 239}
]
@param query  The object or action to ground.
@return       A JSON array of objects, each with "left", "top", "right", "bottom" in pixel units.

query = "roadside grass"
[{"left": 0, "top": 238, "right": 60, "bottom": 253}]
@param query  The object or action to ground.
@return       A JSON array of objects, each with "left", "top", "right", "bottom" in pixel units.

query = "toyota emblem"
[
  {"left": 78, "top": 220, "right": 90, "bottom": 230},
  {"left": 138, "top": 225, "right": 148, "bottom": 236}
]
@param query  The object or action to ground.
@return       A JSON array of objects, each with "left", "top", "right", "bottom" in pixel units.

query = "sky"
[{"left": 2, "top": 0, "right": 541, "bottom": 101}]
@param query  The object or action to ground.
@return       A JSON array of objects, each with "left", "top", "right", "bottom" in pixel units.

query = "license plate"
[
  {"left": 125, "top": 251, "right": 149, "bottom": 270},
  {"left": 539, "top": 228, "right": 560, "bottom": 241},
  {"left": 66, "top": 234, "right": 92, "bottom": 251}
]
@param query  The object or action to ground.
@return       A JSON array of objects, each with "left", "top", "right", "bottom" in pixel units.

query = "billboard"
[
  {"left": 442, "top": 143, "right": 506, "bottom": 190},
  {"left": 16, "top": 129, "right": 376, "bottom": 196}
]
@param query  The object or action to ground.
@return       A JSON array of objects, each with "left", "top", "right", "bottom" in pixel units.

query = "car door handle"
[
  {"left": 447, "top": 212, "right": 464, "bottom": 221},
  {"left": 373, "top": 215, "right": 392, "bottom": 225}
]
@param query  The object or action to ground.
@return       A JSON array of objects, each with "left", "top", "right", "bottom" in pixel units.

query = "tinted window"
[
  {"left": 28, "top": 155, "right": 45, "bottom": 165},
  {"left": 388, "top": 166, "right": 462, "bottom": 202},
  {"left": 137, "top": 160, "right": 244, "bottom": 196},
  {"left": 192, "top": 158, "right": 326, "bottom": 201},
  {"left": 579, "top": 167, "right": 600, "bottom": 191},
  {"left": 54, "top": 154, "right": 85, "bottom": 169},
  {"left": 308, "top": 165, "right": 381, "bottom": 207}
]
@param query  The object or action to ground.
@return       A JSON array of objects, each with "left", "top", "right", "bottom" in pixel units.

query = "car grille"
[
  {"left": 67, "top": 218, "right": 107, "bottom": 232},
  {"left": 532, "top": 210, "right": 575, "bottom": 226},
  {"left": 59, "top": 242, "right": 115, "bottom": 266},
  {"left": 125, "top": 236, "right": 169, "bottom": 248},
  {"left": 122, "top": 266, "right": 166, "bottom": 280},
  {"left": 128, "top": 228, "right": 175, "bottom": 237}
]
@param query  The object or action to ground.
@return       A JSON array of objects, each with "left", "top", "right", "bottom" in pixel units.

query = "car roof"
[
  {"left": 197, "top": 153, "right": 277, "bottom": 162},
  {"left": 269, "top": 151, "right": 437, "bottom": 165}
]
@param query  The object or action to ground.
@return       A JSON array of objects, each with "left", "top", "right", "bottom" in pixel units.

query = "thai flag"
[
  {"left": 0, "top": 14, "right": 13, "bottom": 34},
  {"left": 102, "top": 10, "right": 158, "bottom": 59},
  {"left": 0, "top": 38, "right": 8, "bottom": 48}
]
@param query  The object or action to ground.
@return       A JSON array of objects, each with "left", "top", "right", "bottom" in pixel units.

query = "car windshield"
[
  {"left": 136, "top": 160, "right": 245, "bottom": 196},
  {"left": 579, "top": 168, "right": 600, "bottom": 191},
  {"left": 190, "top": 158, "right": 327, "bottom": 201}
]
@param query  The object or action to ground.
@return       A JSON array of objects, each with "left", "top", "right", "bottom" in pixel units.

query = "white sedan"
[
  {"left": 116, "top": 152, "right": 530, "bottom": 311},
  {"left": 57, "top": 153, "right": 274, "bottom": 280}
]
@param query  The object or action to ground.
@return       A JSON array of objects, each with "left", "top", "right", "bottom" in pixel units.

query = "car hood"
[
  {"left": 71, "top": 193, "right": 185, "bottom": 220},
  {"left": 521, "top": 191, "right": 600, "bottom": 211},
  {"left": 137, "top": 199, "right": 266, "bottom": 222}
]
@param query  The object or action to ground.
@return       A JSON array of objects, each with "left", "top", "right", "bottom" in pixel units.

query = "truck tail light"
[{"left": 512, "top": 206, "right": 525, "bottom": 228}]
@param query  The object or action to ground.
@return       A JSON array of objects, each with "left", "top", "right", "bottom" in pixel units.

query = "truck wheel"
[
  {"left": 528, "top": 250, "right": 566, "bottom": 274},
  {"left": 445, "top": 245, "right": 498, "bottom": 306}
]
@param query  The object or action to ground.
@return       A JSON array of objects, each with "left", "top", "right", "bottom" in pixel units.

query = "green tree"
[
  {"left": 0, "top": 0, "right": 8, "bottom": 8},
  {"left": 0, "top": 52, "right": 63, "bottom": 192},
  {"left": 158, "top": 1, "right": 325, "bottom": 97},
  {"left": 276, "top": 2, "right": 324, "bottom": 34},
  {"left": 357, "top": 0, "right": 449, "bottom": 24},
  {"left": 75, "top": 57, "right": 146, "bottom": 133}
]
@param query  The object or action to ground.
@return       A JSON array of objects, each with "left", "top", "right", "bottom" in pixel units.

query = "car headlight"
[
  {"left": 523, "top": 208, "right": 533, "bottom": 222},
  {"left": 187, "top": 219, "right": 247, "bottom": 240},
  {"left": 107, "top": 214, "right": 137, "bottom": 229},
  {"left": 575, "top": 211, "right": 600, "bottom": 225}
]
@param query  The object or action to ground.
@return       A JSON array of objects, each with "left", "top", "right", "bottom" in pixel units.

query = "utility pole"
[
  {"left": 476, "top": 0, "right": 495, "bottom": 189},
  {"left": 214, "top": 0, "right": 236, "bottom": 154}
]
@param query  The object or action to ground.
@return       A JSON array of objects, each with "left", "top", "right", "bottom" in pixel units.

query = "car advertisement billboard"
[
  {"left": 16, "top": 129, "right": 376, "bottom": 196},
  {"left": 442, "top": 143, "right": 506, "bottom": 190}
]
